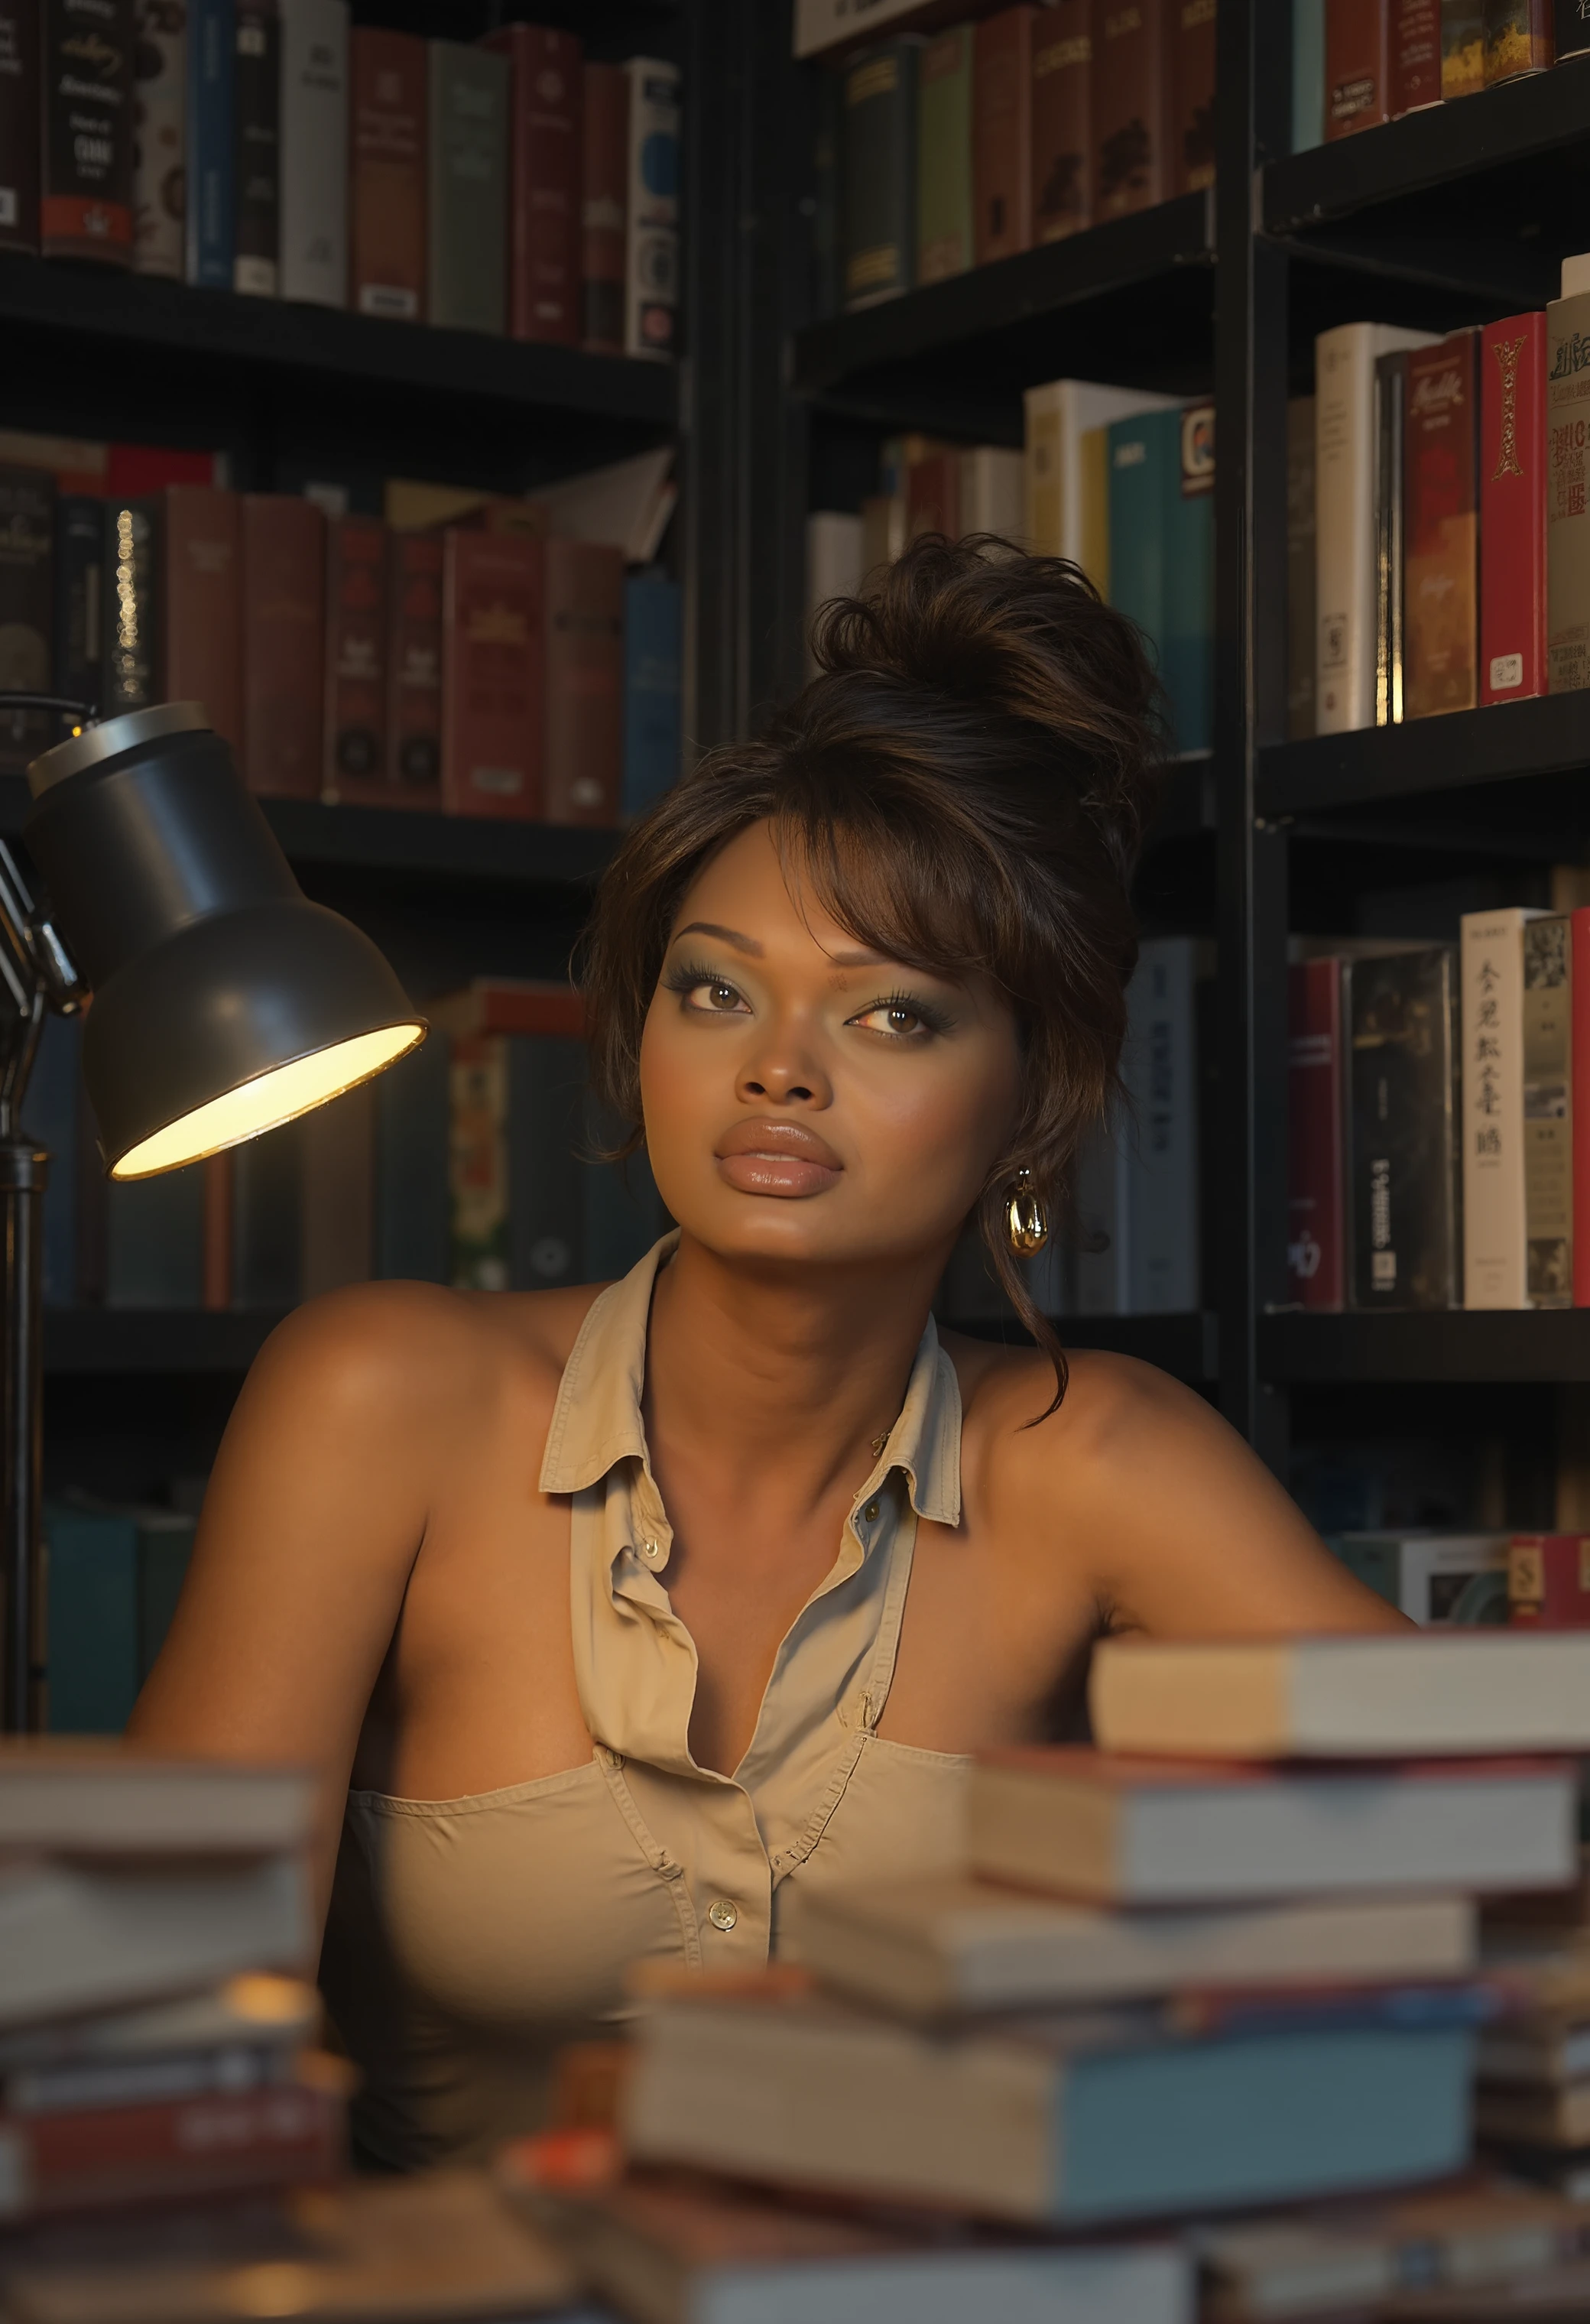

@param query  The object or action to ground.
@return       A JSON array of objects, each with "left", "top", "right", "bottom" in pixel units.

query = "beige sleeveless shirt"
[{"left": 320, "top": 1235, "right": 970, "bottom": 2170}]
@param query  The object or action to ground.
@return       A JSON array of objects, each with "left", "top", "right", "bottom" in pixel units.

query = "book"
[
  {"left": 231, "top": 1120, "right": 302, "bottom": 1305},
  {"left": 0, "top": 1744, "right": 316, "bottom": 1855},
  {"left": 972, "top": 6, "right": 1033, "bottom": 266},
  {"left": 1287, "top": 398, "right": 1318, "bottom": 735},
  {"left": 0, "top": 1, "right": 38, "bottom": 255},
  {"left": 1463, "top": 907, "right": 1537, "bottom": 1307},
  {"left": 1288, "top": 958, "right": 1345, "bottom": 1306},
  {"left": 1345, "top": 946, "right": 1462, "bottom": 1310},
  {"left": 131, "top": 0, "right": 185, "bottom": 277},
  {"left": 300, "top": 1082, "right": 374, "bottom": 1297},
  {"left": 622, "top": 567, "right": 681, "bottom": 816},
  {"left": 1404, "top": 331, "right": 1480, "bottom": 718},
  {"left": 1548, "top": 287, "right": 1590, "bottom": 693},
  {"left": 860, "top": 490, "right": 906, "bottom": 577},
  {"left": 101, "top": 494, "right": 161, "bottom": 718},
  {"left": 440, "top": 530, "right": 544, "bottom": 820},
  {"left": 385, "top": 528, "right": 443, "bottom": 807},
  {"left": 278, "top": 0, "right": 348, "bottom": 308},
  {"left": 1315, "top": 321, "right": 1439, "bottom": 733},
  {"left": 904, "top": 451, "right": 957, "bottom": 541},
  {"left": 448, "top": 1033, "right": 508, "bottom": 1290},
  {"left": 42, "top": 0, "right": 134, "bottom": 263},
  {"left": 1094, "top": 0, "right": 1171, "bottom": 218},
  {"left": 1118, "top": 936, "right": 1199, "bottom": 1311},
  {"left": 375, "top": 1034, "right": 449, "bottom": 1282},
  {"left": 813, "top": 64, "right": 839, "bottom": 316},
  {"left": 0, "top": 1969, "right": 316, "bottom": 2077},
  {"left": 1334, "top": 1530, "right": 1510, "bottom": 1622},
  {"left": 1392, "top": 0, "right": 1444, "bottom": 106},
  {"left": 581, "top": 60, "right": 625, "bottom": 352},
  {"left": 1030, "top": 0, "right": 1090, "bottom": 242},
  {"left": 232, "top": 0, "right": 277, "bottom": 294},
  {"left": 1482, "top": 310, "right": 1548, "bottom": 703},
  {"left": 956, "top": 445, "right": 1024, "bottom": 537},
  {"left": 1176, "top": 0, "right": 1218, "bottom": 191},
  {"left": 1477, "top": 2081, "right": 1590, "bottom": 2147},
  {"left": 184, "top": 0, "right": 232, "bottom": 288},
  {"left": 163, "top": 485, "right": 242, "bottom": 751},
  {"left": 1024, "top": 378, "right": 1176, "bottom": 579},
  {"left": 840, "top": 39, "right": 917, "bottom": 310},
  {"left": 44, "top": 1504, "right": 139, "bottom": 1735},
  {"left": 624, "top": 56, "right": 680, "bottom": 359},
  {"left": 791, "top": 1874, "right": 1474, "bottom": 2018},
  {"left": 1167, "top": 401, "right": 1215, "bottom": 752},
  {"left": 1559, "top": 0, "right": 1590, "bottom": 54},
  {"left": 1295, "top": 0, "right": 1327, "bottom": 148},
  {"left": 625, "top": 1988, "right": 1474, "bottom": 2225},
  {"left": 1442, "top": 0, "right": 1485, "bottom": 86},
  {"left": 1481, "top": 2020, "right": 1590, "bottom": 2083},
  {"left": 1089, "top": 1629, "right": 1590, "bottom": 1756},
  {"left": 1329, "top": 0, "right": 1391, "bottom": 132},
  {"left": 426, "top": 981, "right": 583, "bottom": 1040},
  {"left": 543, "top": 538, "right": 622, "bottom": 827},
  {"left": 321, "top": 514, "right": 388, "bottom": 805},
  {"left": 242, "top": 492, "right": 325, "bottom": 797},
  {"left": 915, "top": 22, "right": 972, "bottom": 283},
  {"left": 482, "top": 24, "right": 579, "bottom": 346},
  {"left": 1510, "top": 1532, "right": 1590, "bottom": 1625},
  {"left": 1485, "top": 0, "right": 1555, "bottom": 76},
  {"left": 350, "top": 26, "right": 425, "bottom": 322},
  {"left": 1374, "top": 345, "right": 1408, "bottom": 722},
  {"left": 427, "top": 43, "right": 508, "bottom": 338},
  {"left": 531, "top": 443, "right": 676, "bottom": 563},
  {"left": 0, "top": 466, "right": 54, "bottom": 774},
  {"left": 1523, "top": 914, "right": 1574, "bottom": 1307}
]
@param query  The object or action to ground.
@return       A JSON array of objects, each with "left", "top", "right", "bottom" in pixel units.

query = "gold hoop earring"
[{"left": 1006, "top": 1169, "right": 1050, "bottom": 1258}]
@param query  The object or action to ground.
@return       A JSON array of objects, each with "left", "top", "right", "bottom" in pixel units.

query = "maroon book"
[
  {"left": 163, "top": 485, "right": 242, "bottom": 753},
  {"left": 1288, "top": 959, "right": 1346, "bottom": 1311},
  {"left": 322, "top": 516, "right": 390, "bottom": 807},
  {"left": 350, "top": 26, "right": 425, "bottom": 320},
  {"left": 544, "top": 538, "right": 622, "bottom": 828},
  {"left": 1391, "top": 0, "right": 1442, "bottom": 111},
  {"left": 242, "top": 494, "right": 325, "bottom": 799},
  {"left": 973, "top": 7, "right": 1034, "bottom": 265},
  {"left": 1092, "top": 0, "right": 1174, "bottom": 220},
  {"left": 1326, "top": 0, "right": 1390, "bottom": 137},
  {"left": 441, "top": 528, "right": 544, "bottom": 820},
  {"left": 581, "top": 60, "right": 625, "bottom": 353},
  {"left": 1176, "top": 0, "right": 1217, "bottom": 193},
  {"left": 481, "top": 23, "right": 581, "bottom": 346},
  {"left": 386, "top": 530, "right": 443, "bottom": 810},
  {"left": 1031, "top": 0, "right": 1091, "bottom": 243}
]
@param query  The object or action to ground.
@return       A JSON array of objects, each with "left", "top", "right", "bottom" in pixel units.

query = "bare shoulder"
[{"left": 943, "top": 1330, "right": 1216, "bottom": 1504}]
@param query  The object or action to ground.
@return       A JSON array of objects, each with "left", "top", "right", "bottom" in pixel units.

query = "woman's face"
[{"left": 639, "top": 820, "right": 1023, "bottom": 1274}]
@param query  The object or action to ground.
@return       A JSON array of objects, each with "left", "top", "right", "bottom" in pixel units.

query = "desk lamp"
[{"left": 0, "top": 699, "right": 427, "bottom": 1730}]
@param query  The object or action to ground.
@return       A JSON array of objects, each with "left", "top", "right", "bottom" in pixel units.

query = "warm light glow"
[{"left": 109, "top": 1022, "right": 424, "bottom": 1178}]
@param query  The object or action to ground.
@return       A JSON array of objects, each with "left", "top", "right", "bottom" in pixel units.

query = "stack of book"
[
  {"left": 1481, "top": 1855, "right": 1590, "bottom": 2198},
  {"left": 502, "top": 1631, "right": 1590, "bottom": 2321},
  {"left": 1296, "top": 0, "right": 1564, "bottom": 152}
]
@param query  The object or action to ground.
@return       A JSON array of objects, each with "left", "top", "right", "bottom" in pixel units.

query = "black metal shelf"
[
  {"left": 1258, "top": 693, "right": 1590, "bottom": 820},
  {"left": 43, "top": 1310, "right": 287, "bottom": 1376},
  {"left": 1261, "top": 1310, "right": 1590, "bottom": 1385},
  {"left": 946, "top": 1311, "right": 1217, "bottom": 1384}
]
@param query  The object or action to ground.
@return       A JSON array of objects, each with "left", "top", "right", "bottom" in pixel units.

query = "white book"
[
  {"left": 132, "top": 1, "right": 186, "bottom": 280},
  {"left": 1072, "top": 1110, "right": 1131, "bottom": 1315},
  {"left": 1121, "top": 935, "right": 1199, "bottom": 1313},
  {"left": 957, "top": 446, "right": 1024, "bottom": 540},
  {"left": 1462, "top": 906, "right": 1540, "bottom": 1310},
  {"left": 1315, "top": 322, "right": 1439, "bottom": 732},
  {"left": 625, "top": 58, "right": 681, "bottom": 362},
  {"left": 806, "top": 511, "right": 862, "bottom": 675},
  {"left": 278, "top": 0, "right": 349, "bottom": 308},
  {"left": 1330, "top": 1530, "right": 1510, "bottom": 1624},
  {"left": 1023, "top": 379, "right": 1177, "bottom": 586},
  {"left": 1090, "top": 1631, "right": 1590, "bottom": 1759}
]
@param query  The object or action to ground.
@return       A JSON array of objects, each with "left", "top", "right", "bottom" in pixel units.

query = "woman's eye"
[
  {"left": 685, "top": 980, "right": 748, "bottom": 1014},
  {"left": 852, "top": 1003, "right": 927, "bottom": 1037}
]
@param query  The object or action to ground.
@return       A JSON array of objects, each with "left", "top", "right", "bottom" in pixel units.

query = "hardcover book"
[
  {"left": 1093, "top": 0, "right": 1172, "bottom": 219},
  {"left": 440, "top": 529, "right": 544, "bottom": 820},
  {"left": 1332, "top": 1530, "right": 1509, "bottom": 1621},
  {"left": 1462, "top": 905, "right": 1538, "bottom": 1308},
  {"left": 350, "top": 25, "right": 425, "bottom": 320},
  {"left": 241, "top": 492, "right": 325, "bottom": 797},
  {"left": 0, "top": 1, "right": 38, "bottom": 254},
  {"left": 427, "top": 41, "right": 508, "bottom": 335},
  {"left": 1547, "top": 288, "right": 1590, "bottom": 693},
  {"left": 581, "top": 61, "right": 626, "bottom": 351},
  {"left": 972, "top": 6, "right": 1034, "bottom": 266},
  {"left": 1345, "top": 946, "right": 1462, "bottom": 1310},
  {"left": 105, "top": 1166, "right": 204, "bottom": 1306},
  {"left": 1485, "top": 0, "right": 1554, "bottom": 77},
  {"left": 1523, "top": 914, "right": 1573, "bottom": 1307},
  {"left": 915, "top": 24, "right": 972, "bottom": 282},
  {"left": 1392, "top": 0, "right": 1444, "bottom": 108},
  {"left": 232, "top": 0, "right": 278, "bottom": 294},
  {"left": 1167, "top": 402, "right": 1215, "bottom": 753},
  {"left": 1288, "top": 958, "right": 1346, "bottom": 1308},
  {"left": 1509, "top": 1534, "right": 1590, "bottom": 1625},
  {"left": 543, "top": 539, "right": 623, "bottom": 828},
  {"left": 43, "top": 0, "right": 135, "bottom": 262},
  {"left": 385, "top": 529, "right": 443, "bottom": 807},
  {"left": 163, "top": 483, "right": 242, "bottom": 750},
  {"left": 131, "top": 0, "right": 184, "bottom": 278},
  {"left": 448, "top": 1032, "right": 508, "bottom": 1289},
  {"left": 1287, "top": 395, "right": 1318, "bottom": 736},
  {"left": 1481, "top": 310, "right": 1548, "bottom": 703},
  {"left": 1558, "top": 0, "right": 1590, "bottom": 55},
  {"left": 1442, "top": 0, "right": 1485, "bottom": 90},
  {"left": 0, "top": 466, "right": 54, "bottom": 773},
  {"left": 278, "top": 0, "right": 348, "bottom": 307},
  {"left": 1327, "top": 0, "right": 1391, "bottom": 135},
  {"left": 840, "top": 40, "right": 917, "bottom": 309},
  {"left": 623, "top": 57, "right": 680, "bottom": 358},
  {"left": 184, "top": 0, "right": 232, "bottom": 287},
  {"left": 322, "top": 515, "right": 388, "bottom": 806},
  {"left": 1030, "top": 0, "right": 1090, "bottom": 242},
  {"left": 1403, "top": 330, "right": 1480, "bottom": 720},
  {"left": 1025, "top": 378, "right": 1176, "bottom": 573},
  {"left": 622, "top": 566, "right": 681, "bottom": 816},
  {"left": 1176, "top": 0, "right": 1217, "bottom": 192},
  {"left": 102, "top": 495, "right": 161, "bottom": 716},
  {"left": 481, "top": 24, "right": 579, "bottom": 346}
]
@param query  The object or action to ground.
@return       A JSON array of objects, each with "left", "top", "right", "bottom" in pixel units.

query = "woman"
[{"left": 130, "top": 538, "right": 1398, "bottom": 2167}]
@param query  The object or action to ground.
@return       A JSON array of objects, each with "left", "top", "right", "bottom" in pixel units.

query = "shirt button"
[
  {"left": 863, "top": 1500, "right": 881, "bottom": 1523},
  {"left": 707, "top": 1898, "right": 738, "bottom": 1933}
]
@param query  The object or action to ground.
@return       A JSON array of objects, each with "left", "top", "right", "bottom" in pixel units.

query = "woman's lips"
[{"left": 715, "top": 1119, "right": 842, "bottom": 1199}]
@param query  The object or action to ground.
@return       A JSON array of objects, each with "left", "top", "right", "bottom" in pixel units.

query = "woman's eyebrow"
[{"left": 672, "top": 920, "right": 764, "bottom": 956}]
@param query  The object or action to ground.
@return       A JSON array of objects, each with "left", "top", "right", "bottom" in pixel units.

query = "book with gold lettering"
[{"left": 1404, "top": 331, "right": 1480, "bottom": 720}]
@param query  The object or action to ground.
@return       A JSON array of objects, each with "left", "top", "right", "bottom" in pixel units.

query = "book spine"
[
  {"left": 1404, "top": 331, "right": 1480, "bottom": 719},
  {"left": 1107, "top": 407, "right": 1176, "bottom": 695},
  {"left": 1523, "top": 914, "right": 1573, "bottom": 1306},
  {"left": 7, "top": 2076, "right": 342, "bottom": 2216},
  {"left": 184, "top": 0, "right": 233, "bottom": 287},
  {"left": 508, "top": 1034, "right": 586, "bottom": 1290},
  {"left": 1391, "top": 0, "right": 1443, "bottom": 106},
  {"left": 841, "top": 39, "right": 913, "bottom": 311},
  {"left": 1024, "top": 384, "right": 1065, "bottom": 556},
  {"left": 621, "top": 570, "right": 681, "bottom": 817},
  {"left": 544, "top": 539, "right": 623, "bottom": 828},
  {"left": 1574, "top": 906, "right": 1590, "bottom": 1304},
  {"left": 42, "top": 0, "right": 135, "bottom": 262},
  {"left": 1122, "top": 937, "right": 1199, "bottom": 1312},
  {"left": 241, "top": 493, "right": 325, "bottom": 797},
  {"left": 904, "top": 453, "right": 959, "bottom": 541},
  {"left": 972, "top": 5, "right": 1033, "bottom": 266},
  {"left": 1481, "top": 310, "right": 1547, "bottom": 703},
  {"left": 300, "top": 1082, "right": 374, "bottom": 1296},
  {"left": 350, "top": 25, "right": 425, "bottom": 320},
  {"left": 385, "top": 528, "right": 443, "bottom": 807},
  {"left": 448, "top": 1032, "right": 509, "bottom": 1289},
  {"left": 52, "top": 494, "right": 101, "bottom": 723},
  {"left": 1373, "top": 349, "right": 1406, "bottom": 725},
  {"left": 1347, "top": 948, "right": 1462, "bottom": 1309},
  {"left": 321, "top": 514, "right": 389, "bottom": 805},
  {"left": 1289, "top": 959, "right": 1345, "bottom": 1309},
  {"left": 1093, "top": 0, "right": 1171, "bottom": 219},
  {"left": 1442, "top": 0, "right": 1485, "bottom": 89},
  {"left": 1508, "top": 1534, "right": 1590, "bottom": 1624},
  {"left": 132, "top": 0, "right": 183, "bottom": 275},
  {"left": 1176, "top": 0, "right": 1218, "bottom": 192},
  {"left": 101, "top": 495, "right": 161, "bottom": 717},
  {"left": 427, "top": 41, "right": 508, "bottom": 336},
  {"left": 440, "top": 529, "right": 544, "bottom": 820},
  {"left": 1164, "top": 402, "right": 1215, "bottom": 754},
  {"left": 1294, "top": 0, "right": 1327, "bottom": 148},
  {"left": 1287, "top": 396, "right": 1318, "bottom": 738},
  {"left": 1462, "top": 907, "right": 1531, "bottom": 1309},
  {"left": 0, "top": 0, "right": 38, "bottom": 254},
  {"left": 1485, "top": 0, "right": 1554, "bottom": 77},
  {"left": 1030, "top": 2, "right": 1090, "bottom": 242},
  {"left": 375, "top": 1036, "right": 449, "bottom": 1282},
  {"left": 1317, "top": 325, "right": 1383, "bottom": 733},
  {"left": 232, "top": 0, "right": 278, "bottom": 294},
  {"left": 624, "top": 54, "right": 680, "bottom": 356},
  {"left": 278, "top": 0, "right": 348, "bottom": 307},
  {"left": 482, "top": 25, "right": 579, "bottom": 346},
  {"left": 915, "top": 22, "right": 972, "bottom": 283},
  {"left": 1558, "top": 0, "right": 1590, "bottom": 55},
  {"left": 162, "top": 483, "right": 242, "bottom": 751},
  {"left": 1546, "top": 292, "right": 1590, "bottom": 695},
  {"left": 582, "top": 60, "right": 627, "bottom": 349},
  {"left": 1327, "top": 0, "right": 1390, "bottom": 135}
]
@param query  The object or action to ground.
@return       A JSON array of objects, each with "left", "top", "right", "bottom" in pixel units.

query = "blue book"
[
  {"left": 375, "top": 1036, "right": 449, "bottom": 1284},
  {"left": 187, "top": 0, "right": 236, "bottom": 289},
  {"left": 24, "top": 1012, "right": 80, "bottom": 1306},
  {"left": 1164, "top": 403, "right": 1215, "bottom": 757},
  {"left": 622, "top": 570, "right": 682, "bottom": 817},
  {"left": 1293, "top": 0, "right": 1325, "bottom": 155},
  {"left": 46, "top": 1504, "right": 141, "bottom": 1735}
]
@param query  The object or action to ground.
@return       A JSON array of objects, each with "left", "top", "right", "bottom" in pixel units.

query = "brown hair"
[{"left": 581, "top": 534, "right": 1166, "bottom": 1409}]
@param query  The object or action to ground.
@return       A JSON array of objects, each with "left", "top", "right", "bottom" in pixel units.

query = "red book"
[
  {"left": 441, "top": 529, "right": 544, "bottom": 820},
  {"left": 1175, "top": 0, "right": 1218, "bottom": 194},
  {"left": 1288, "top": 959, "right": 1346, "bottom": 1312},
  {"left": 350, "top": 28, "right": 426, "bottom": 321},
  {"left": 1481, "top": 309, "right": 1547, "bottom": 706},
  {"left": 1403, "top": 330, "right": 1481, "bottom": 720},
  {"left": 1031, "top": 1, "right": 1092, "bottom": 243},
  {"left": 1092, "top": 0, "right": 1174, "bottom": 219},
  {"left": 1509, "top": 1534, "right": 1590, "bottom": 1627},
  {"left": 322, "top": 516, "right": 390, "bottom": 807},
  {"left": 482, "top": 24, "right": 581, "bottom": 346},
  {"left": 904, "top": 455, "right": 959, "bottom": 543},
  {"left": 1326, "top": 0, "right": 1390, "bottom": 137},
  {"left": 386, "top": 530, "right": 443, "bottom": 810},
  {"left": 162, "top": 485, "right": 242, "bottom": 753},
  {"left": 544, "top": 538, "right": 623, "bottom": 827},
  {"left": 242, "top": 495, "right": 326, "bottom": 799},
  {"left": 428, "top": 978, "right": 584, "bottom": 1039},
  {"left": 1390, "top": 0, "right": 1442, "bottom": 111},
  {"left": 581, "top": 60, "right": 626, "bottom": 354},
  {"left": 973, "top": 8, "right": 1034, "bottom": 266},
  {"left": 1572, "top": 907, "right": 1590, "bottom": 1306}
]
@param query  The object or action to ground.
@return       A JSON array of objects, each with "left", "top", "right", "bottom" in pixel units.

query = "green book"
[
  {"left": 915, "top": 23, "right": 972, "bottom": 287},
  {"left": 46, "top": 1504, "right": 140, "bottom": 1735},
  {"left": 841, "top": 37, "right": 919, "bottom": 311},
  {"left": 427, "top": 40, "right": 510, "bottom": 335}
]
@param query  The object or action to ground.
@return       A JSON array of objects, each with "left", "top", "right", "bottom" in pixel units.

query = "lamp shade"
[{"left": 24, "top": 703, "right": 425, "bottom": 1177}]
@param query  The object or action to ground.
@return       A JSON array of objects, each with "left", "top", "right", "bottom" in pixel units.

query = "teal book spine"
[
  {"left": 1293, "top": 0, "right": 1326, "bottom": 151},
  {"left": 1164, "top": 403, "right": 1215, "bottom": 755},
  {"left": 46, "top": 1504, "right": 141, "bottom": 1734},
  {"left": 1107, "top": 406, "right": 1175, "bottom": 690},
  {"left": 841, "top": 37, "right": 917, "bottom": 310},
  {"left": 622, "top": 569, "right": 682, "bottom": 816}
]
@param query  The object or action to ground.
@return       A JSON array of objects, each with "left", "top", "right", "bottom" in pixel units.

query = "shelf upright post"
[{"left": 1212, "top": 0, "right": 1294, "bottom": 1474}]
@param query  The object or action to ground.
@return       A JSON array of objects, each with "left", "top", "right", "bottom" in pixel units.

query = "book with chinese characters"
[{"left": 1462, "top": 907, "right": 1540, "bottom": 1308}]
